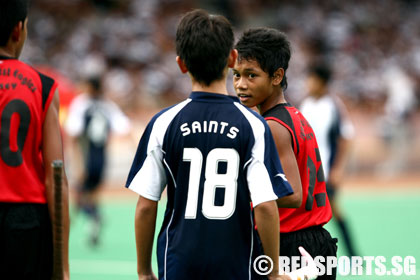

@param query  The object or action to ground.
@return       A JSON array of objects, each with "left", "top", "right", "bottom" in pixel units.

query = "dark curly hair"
[{"left": 235, "top": 27, "right": 291, "bottom": 90}]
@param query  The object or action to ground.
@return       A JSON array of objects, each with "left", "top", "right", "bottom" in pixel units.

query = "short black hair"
[
  {"left": 235, "top": 27, "right": 291, "bottom": 90},
  {"left": 0, "top": 0, "right": 29, "bottom": 46},
  {"left": 176, "top": 9, "right": 234, "bottom": 86},
  {"left": 87, "top": 76, "right": 101, "bottom": 93},
  {"left": 308, "top": 63, "right": 332, "bottom": 85}
]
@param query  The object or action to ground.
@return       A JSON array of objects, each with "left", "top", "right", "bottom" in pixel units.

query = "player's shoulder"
[
  {"left": 263, "top": 103, "right": 296, "bottom": 121},
  {"left": 230, "top": 102, "right": 275, "bottom": 141},
  {"left": 292, "top": 106, "right": 307, "bottom": 120},
  {"left": 35, "top": 68, "right": 55, "bottom": 84},
  {"left": 148, "top": 98, "right": 192, "bottom": 125},
  {"left": 20, "top": 61, "right": 56, "bottom": 83},
  {"left": 232, "top": 101, "right": 267, "bottom": 124},
  {"left": 289, "top": 104, "right": 311, "bottom": 123},
  {"left": 99, "top": 97, "right": 123, "bottom": 113},
  {"left": 331, "top": 94, "right": 349, "bottom": 113},
  {"left": 5, "top": 58, "right": 30, "bottom": 70},
  {"left": 10, "top": 59, "right": 52, "bottom": 81},
  {"left": 286, "top": 103, "right": 300, "bottom": 113},
  {"left": 68, "top": 93, "right": 90, "bottom": 109}
]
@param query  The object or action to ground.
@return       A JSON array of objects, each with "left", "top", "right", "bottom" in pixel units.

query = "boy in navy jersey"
[
  {"left": 234, "top": 28, "right": 337, "bottom": 279},
  {"left": 0, "top": 0, "right": 69, "bottom": 279},
  {"left": 65, "top": 76, "right": 131, "bottom": 246},
  {"left": 300, "top": 64, "right": 358, "bottom": 257},
  {"left": 126, "top": 9, "right": 293, "bottom": 280}
]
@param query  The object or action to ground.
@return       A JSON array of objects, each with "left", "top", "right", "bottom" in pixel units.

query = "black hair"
[
  {"left": 0, "top": 0, "right": 29, "bottom": 46},
  {"left": 175, "top": 9, "right": 234, "bottom": 86},
  {"left": 235, "top": 27, "right": 291, "bottom": 90},
  {"left": 87, "top": 76, "right": 101, "bottom": 93},
  {"left": 308, "top": 63, "right": 332, "bottom": 85}
]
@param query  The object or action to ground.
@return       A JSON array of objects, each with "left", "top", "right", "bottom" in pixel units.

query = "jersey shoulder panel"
[
  {"left": 20, "top": 62, "right": 58, "bottom": 115},
  {"left": 234, "top": 103, "right": 293, "bottom": 200},
  {"left": 233, "top": 103, "right": 265, "bottom": 142},
  {"left": 36, "top": 70, "right": 57, "bottom": 111},
  {"left": 125, "top": 99, "right": 191, "bottom": 188}
]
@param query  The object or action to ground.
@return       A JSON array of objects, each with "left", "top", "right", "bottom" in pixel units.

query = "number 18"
[{"left": 183, "top": 148, "right": 239, "bottom": 220}]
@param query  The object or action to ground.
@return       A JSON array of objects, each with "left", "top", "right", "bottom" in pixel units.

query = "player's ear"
[
  {"left": 227, "top": 49, "right": 238, "bottom": 68},
  {"left": 272, "top": 68, "right": 284, "bottom": 86},
  {"left": 11, "top": 21, "right": 24, "bottom": 42},
  {"left": 176, "top": 56, "right": 188, "bottom": 74}
]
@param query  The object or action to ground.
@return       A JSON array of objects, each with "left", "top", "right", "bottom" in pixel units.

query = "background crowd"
[{"left": 21, "top": 0, "right": 420, "bottom": 178}]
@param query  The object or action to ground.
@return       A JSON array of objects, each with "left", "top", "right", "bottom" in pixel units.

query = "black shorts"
[
  {"left": 0, "top": 203, "right": 53, "bottom": 279},
  {"left": 280, "top": 226, "right": 338, "bottom": 280},
  {"left": 81, "top": 168, "right": 104, "bottom": 192},
  {"left": 82, "top": 150, "right": 105, "bottom": 192}
]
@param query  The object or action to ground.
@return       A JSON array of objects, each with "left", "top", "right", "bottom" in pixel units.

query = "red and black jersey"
[
  {"left": 263, "top": 103, "right": 332, "bottom": 232},
  {"left": 0, "top": 56, "right": 57, "bottom": 203}
]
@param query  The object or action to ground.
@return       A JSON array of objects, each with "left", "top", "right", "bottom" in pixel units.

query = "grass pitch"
[{"left": 69, "top": 187, "right": 420, "bottom": 279}]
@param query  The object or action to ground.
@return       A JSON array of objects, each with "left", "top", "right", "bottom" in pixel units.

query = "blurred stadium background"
[{"left": 22, "top": 0, "right": 419, "bottom": 279}]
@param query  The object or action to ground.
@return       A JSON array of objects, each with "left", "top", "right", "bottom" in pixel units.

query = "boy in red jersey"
[
  {"left": 233, "top": 27, "right": 337, "bottom": 279},
  {"left": 0, "top": 1, "right": 69, "bottom": 279}
]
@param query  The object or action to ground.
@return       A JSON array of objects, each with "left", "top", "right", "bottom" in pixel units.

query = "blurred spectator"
[{"left": 376, "top": 63, "right": 417, "bottom": 176}]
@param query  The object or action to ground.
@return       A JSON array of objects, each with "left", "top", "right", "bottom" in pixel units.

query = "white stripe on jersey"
[
  {"left": 248, "top": 208, "right": 254, "bottom": 280},
  {"left": 233, "top": 103, "right": 266, "bottom": 162},
  {"left": 163, "top": 157, "right": 177, "bottom": 189},
  {"left": 233, "top": 103, "right": 278, "bottom": 207},
  {"left": 164, "top": 210, "right": 175, "bottom": 280},
  {"left": 128, "top": 99, "right": 191, "bottom": 200},
  {"left": 243, "top": 157, "right": 253, "bottom": 170},
  {"left": 147, "top": 98, "right": 192, "bottom": 154}
]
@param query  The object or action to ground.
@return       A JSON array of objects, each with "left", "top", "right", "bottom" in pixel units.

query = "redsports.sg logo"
[{"left": 254, "top": 255, "right": 417, "bottom": 277}]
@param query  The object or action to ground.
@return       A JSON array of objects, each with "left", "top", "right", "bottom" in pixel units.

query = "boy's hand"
[
  {"left": 285, "top": 246, "right": 318, "bottom": 280},
  {"left": 268, "top": 275, "right": 292, "bottom": 280},
  {"left": 138, "top": 274, "right": 158, "bottom": 280}
]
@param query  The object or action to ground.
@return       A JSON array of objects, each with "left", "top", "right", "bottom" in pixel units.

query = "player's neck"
[
  {"left": 258, "top": 89, "right": 287, "bottom": 115},
  {"left": 275, "top": 92, "right": 287, "bottom": 105},
  {"left": 191, "top": 77, "right": 229, "bottom": 95},
  {"left": 0, "top": 40, "right": 18, "bottom": 58},
  {"left": 311, "top": 91, "right": 327, "bottom": 99},
  {"left": 0, "top": 45, "right": 18, "bottom": 59}
]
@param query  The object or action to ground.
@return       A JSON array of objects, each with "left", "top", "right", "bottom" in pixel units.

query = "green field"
[{"left": 69, "top": 189, "right": 420, "bottom": 279}]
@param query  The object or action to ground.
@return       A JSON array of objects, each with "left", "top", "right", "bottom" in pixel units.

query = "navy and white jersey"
[
  {"left": 65, "top": 93, "right": 131, "bottom": 188},
  {"left": 300, "top": 95, "right": 354, "bottom": 179},
  {"left": 126, "top": 92, "right": 292, "bottom": 280}
]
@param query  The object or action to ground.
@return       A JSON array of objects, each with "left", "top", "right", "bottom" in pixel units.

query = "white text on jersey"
[{"left": 180, "top": 121, "right": 239, "bottom": 139}]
